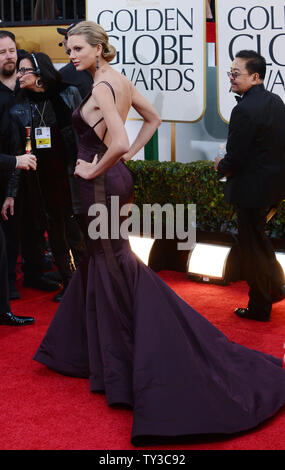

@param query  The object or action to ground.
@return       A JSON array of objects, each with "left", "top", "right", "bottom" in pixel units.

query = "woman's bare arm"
[
  {"left": 74, "top": 81, "right": 161, "bottom": 179},
  {"left": 122, "top": 84, "right": 161, "bottom": 161},
  {"left": 74, "top": 82, "right": 129, "bottom": 179}
]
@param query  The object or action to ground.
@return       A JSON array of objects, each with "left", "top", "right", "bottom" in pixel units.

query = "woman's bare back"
[{"left": 80, "top": 67, "right": 133, "bottom": 145}]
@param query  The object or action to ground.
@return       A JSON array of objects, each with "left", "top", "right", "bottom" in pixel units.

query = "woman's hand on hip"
[{"left": 74, "top": 159, "right": 96, "bottom": 180}]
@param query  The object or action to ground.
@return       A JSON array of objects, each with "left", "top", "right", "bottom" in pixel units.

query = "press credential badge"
[{"left": 35, "top": 127, "right": 51, "bottom": 149}]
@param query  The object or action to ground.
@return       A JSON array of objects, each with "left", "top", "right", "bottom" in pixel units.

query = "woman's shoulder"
[{"left": 92, "top": 70, "right": 133, "bottom": 101}]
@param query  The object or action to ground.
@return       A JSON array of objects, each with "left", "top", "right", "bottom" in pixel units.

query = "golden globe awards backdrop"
[
  {"left": 216, "top": 0, "right": 285, "bottom": 123},
  {"left": 86, "top": 0, "right": 206, "bottom": 122}
]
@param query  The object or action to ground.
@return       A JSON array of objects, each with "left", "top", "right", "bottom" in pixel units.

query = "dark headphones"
[{"left": 31, "top": 53, "right": 41, "bottom": 76}]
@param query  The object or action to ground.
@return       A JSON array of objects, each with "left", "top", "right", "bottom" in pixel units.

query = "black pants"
[
  {"left": 236, "top": 206, "right": 284, "bottom": 318},
  {"left": 0, "top": 223, "right": 11, "bottom": 314},
  {"left": 8, "top": 147, "right": 76, "bottom": 286},
  {"left": 0, "top": 173, "right": 20, "bottom": 287},
  {"left": 0, "top": 198, "right": 20, "bottom": 286}
]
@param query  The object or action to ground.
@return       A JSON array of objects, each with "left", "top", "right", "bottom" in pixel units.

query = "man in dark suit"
[
  {"left": 215, "top": 50, "right": 285, "bottom": 322},
  {"left": 0, "top": 152, "right": 36, "bottom": 325}
]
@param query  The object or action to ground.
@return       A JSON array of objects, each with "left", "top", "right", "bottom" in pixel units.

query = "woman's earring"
[{"left": 96, "top": 56, "right": 100, "bottom": 71}]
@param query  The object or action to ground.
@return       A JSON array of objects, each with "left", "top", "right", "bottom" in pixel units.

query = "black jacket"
[
  {"left": 0, "top": 80, "right": 20, "bottom": 154},
  {"left": 218, "top": 84, "right": 285, "bottom": 208},
  {"left": 59, "top": 61, "right": 93, "bottom": 99},
  {"left": 0, "top": 153, "right": 16, "bottom": 170},
  {"left": 7, "top": 82, "right": 83, "bottom": 213},
  {"left": 0, "top": 80, "right": 20, "bottom": 187}
]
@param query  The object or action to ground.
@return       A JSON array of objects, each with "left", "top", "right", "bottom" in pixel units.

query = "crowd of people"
[{"left": 0, "top": 24, "right": 92, "bottom": 324}]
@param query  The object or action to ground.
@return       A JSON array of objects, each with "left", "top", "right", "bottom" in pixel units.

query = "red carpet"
[{"left": 1, "top": 271, "right": 285, "bottom": 450}]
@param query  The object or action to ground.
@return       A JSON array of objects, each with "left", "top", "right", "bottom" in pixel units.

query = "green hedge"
[{"left": 126, "top": 160, "right": 285, "bottom": 237}]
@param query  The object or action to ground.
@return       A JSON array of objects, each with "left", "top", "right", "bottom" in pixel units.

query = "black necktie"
[{"left": 235, "top": 95, "right": 242, "bottom": 103}]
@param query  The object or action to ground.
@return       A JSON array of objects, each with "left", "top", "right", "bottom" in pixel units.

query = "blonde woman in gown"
[{"left": 34, "top": 21, "right": 285, "bottom": 446}]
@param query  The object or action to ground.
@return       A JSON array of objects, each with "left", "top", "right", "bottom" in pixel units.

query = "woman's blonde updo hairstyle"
[{"left": 68, "top": 21, "right": 116, "bottom": 63}]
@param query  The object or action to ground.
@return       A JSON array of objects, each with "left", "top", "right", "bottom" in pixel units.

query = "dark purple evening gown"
[{"left": 34, "top": 82, "right": 285, "bottom": 445}]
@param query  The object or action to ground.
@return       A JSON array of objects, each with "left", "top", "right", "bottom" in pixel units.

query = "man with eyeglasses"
[
  {"left": 0, "top": 30, "right": 61, "bottom": 299},
  {"left": 215, "top": 49, "right": 285, "bottom": 322}
]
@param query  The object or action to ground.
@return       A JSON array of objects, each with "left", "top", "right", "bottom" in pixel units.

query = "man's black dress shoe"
[
  {"left": 23, "top": 276, "right": 61, "bottom": 292},
  {"left": 234, "top": 307, "right": 270, "bottom": 322},
  {"left": 0, "top": 312, "right": 35, "bottom": 326},
  {"left": 271, "top": 285, "right": 285, "bottom": 303}
]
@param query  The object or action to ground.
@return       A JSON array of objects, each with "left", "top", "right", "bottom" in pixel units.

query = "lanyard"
[{"left": 34, "top": 101, "right": 47, "bottom": 127}]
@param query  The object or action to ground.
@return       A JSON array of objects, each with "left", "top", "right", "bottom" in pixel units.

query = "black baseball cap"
[{"left": 57, "top": 22, "right": 79, "bottom": 46}]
